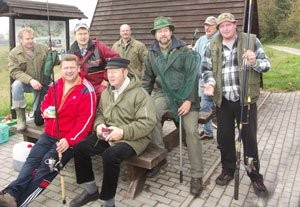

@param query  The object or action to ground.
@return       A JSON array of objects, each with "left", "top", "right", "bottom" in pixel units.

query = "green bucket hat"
[{"left": 151, "top": 16, "right": 175, "bottom": 35}]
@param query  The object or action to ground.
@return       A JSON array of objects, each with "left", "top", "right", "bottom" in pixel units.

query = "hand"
[
  {"left": 178, "top": 100, "right": 192, "bottom": 116},
  {"left": 29, "top": 79, "right": 42, "bottom": 90},
  {"left": 96, "top": 124, "right": 107, "bottom": 137},
  {"left": 203, "top": 83, "right": 214, "bottom": 96},
  {"left": 104, "top": 126, "right": 123, "bottom": 142},
  {"left": 56, "top": 138, "right": 69, "bottom": 154},
  {"left": 244, "top": 49, "right": 256, "bottom": 65}
]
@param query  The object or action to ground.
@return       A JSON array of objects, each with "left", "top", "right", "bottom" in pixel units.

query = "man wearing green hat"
[{"left": 143, "top": 16, "right": 204, "bottom": 196}]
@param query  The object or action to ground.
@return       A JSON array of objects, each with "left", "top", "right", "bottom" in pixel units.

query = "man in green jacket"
[
  {"left": 9, "top": 27, "right": 48, "bottom": 130},
  {"left": 142, "top": 16, "right": 204, "bottom": 196},
  {"left": 112, "top": 24, "right": 148, "bottom": 80},
  {"left": 70, "top": 58, "right": 157, "bottom": 207},
  {"left": 201, "top": 13, "right": 270, "bottom": 197}
]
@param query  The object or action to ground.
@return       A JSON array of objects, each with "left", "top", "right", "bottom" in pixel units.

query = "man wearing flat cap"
[
  {"left": 143, "top": 16, "right": 204, "bottom": 196},
  {"left": 69, "top": 22, "right": 120, "bottom": 104},
  {"left": 70, "top": 58, "right": 157, "bottom": 207},
  {"left": 193, "top": 16, "right": 219, "bottom": 141},
  {"left": 201, "top": 12, "right": 270, "bottom": 197}
]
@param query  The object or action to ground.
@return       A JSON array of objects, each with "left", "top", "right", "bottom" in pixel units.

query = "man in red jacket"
[
  {"left": 0, "top": 54, "right": 97, "bottom": 207},
  {"left": 69, "top": 22, "right": 120, "bottom": 103}
]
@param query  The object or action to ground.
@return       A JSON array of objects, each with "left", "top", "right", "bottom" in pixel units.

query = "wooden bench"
[
  {"left": 10, "top": 110, "right": 211, "bottom": 199},
  {"left": 10, "top": 120, "right": 168, "bottom": 199}
]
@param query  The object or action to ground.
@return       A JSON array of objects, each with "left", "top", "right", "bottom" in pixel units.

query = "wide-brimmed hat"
[
  {"left": 151, "top": 16, "right": 175, "bottom": 35},
  {"left": 216, "top": 13, "right": 236, "bottom": 26},
  {"left": 106, "top": 58, "right": 130, "bottom": 69},
  {"left": 203, "top": 16, "right": 217, "bottom": 26}
]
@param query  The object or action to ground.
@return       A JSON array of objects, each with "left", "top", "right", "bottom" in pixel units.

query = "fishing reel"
[{"left": 45, "top": 157, "right": 62, "bottom": 172}]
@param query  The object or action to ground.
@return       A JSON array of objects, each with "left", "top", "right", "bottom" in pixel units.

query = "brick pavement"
[{"left": 0, "top": 91, "right": 299, "bottom": 207}]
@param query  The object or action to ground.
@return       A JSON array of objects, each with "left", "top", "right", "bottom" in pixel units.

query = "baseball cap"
[
  {"left": 74, "top": 22, "right": 89, "bottom": 32},
  {"left": 203, "top": 16, "right": 217, "bottom": 26},
  {"left": 216, "top": 13, "right": 236, "bottom": 26}
]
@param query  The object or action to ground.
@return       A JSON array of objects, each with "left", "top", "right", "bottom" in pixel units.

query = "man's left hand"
[
  {"left": 105, "top": 126, "right": 123, "bottom": 142},
  {"left": 244, "top": 49, "right": 256, "bottom": 65}
]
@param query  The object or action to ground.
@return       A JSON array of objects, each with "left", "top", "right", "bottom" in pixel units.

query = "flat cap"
[{"left": 106, "top": 58, "right": 130, "bottom": 69}]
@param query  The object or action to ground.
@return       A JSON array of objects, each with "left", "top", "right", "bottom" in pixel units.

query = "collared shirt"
[
  {"left": 221, "top": 40, "right": 240, "bottom": 102},
  {"left": 112, "top": 77, "right": 130, "bottom": 101}
]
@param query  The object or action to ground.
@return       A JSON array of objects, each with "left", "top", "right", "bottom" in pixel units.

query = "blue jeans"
[
  {"left": 6, "top": 133, "right": 73, "bottom": 206},
  {"left": 199, "top": 80, "right": 213, "bottom": 136},
  {"left": 11, "top": 80, "right": 39, "bottom": 110}
]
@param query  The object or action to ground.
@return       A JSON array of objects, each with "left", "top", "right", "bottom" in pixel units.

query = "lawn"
[{"left": 0, "top": 43, "right": 299, "bottom": 116}]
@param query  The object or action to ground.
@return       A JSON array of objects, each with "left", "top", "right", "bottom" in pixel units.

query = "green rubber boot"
[{"left": 15, "top": 108, "right": 26, "bottom": 131}]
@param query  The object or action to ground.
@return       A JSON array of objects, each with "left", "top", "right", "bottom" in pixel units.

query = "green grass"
[
  {"left": 0, "top": 44, "right": 299, "bottom": 116},
  {"left": 263, "top": 46, "right": 300, "bottom": 91},
  {"left": 0, "top": 45, "right": 34, "bottom": 117}
]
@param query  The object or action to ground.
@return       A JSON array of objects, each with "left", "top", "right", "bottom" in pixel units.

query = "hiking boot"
[
  {"left": 69, "top": 189, "right": 100, "bottom": 207},
  {"left": 145, "top": 159, "right": 167, "bottom": 178},
  {"left": 190, "top": 177, "right": 203, "bottom": 196},
  {"left": 199, "top": 131, "right": 213, "bottom": 140},
  {"left": 15, "top": 108, "right": 26, "bottom": 131},
  {"left": 0, "top": 190, "right": 17, "bottom": 207},
  {"left": 252, "top": 180, "right": 268, "bottom": 197},
  {"left": 216, "top": 169, "right": 234, "bottom": 186}
]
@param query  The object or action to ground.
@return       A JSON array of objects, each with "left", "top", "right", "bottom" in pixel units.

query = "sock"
[
  {"left": 83, "top": 181, "right": 98, "bottom": 194},
  {"left": 103, "top": 197, "right": 115, "bottom": 207}
]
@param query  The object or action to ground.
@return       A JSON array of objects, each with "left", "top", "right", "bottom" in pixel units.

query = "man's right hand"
[{"left": 29, "top": 79, "right": 42, "bottom": 90}]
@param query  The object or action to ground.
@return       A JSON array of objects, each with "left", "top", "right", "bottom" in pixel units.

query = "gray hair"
[{"left": 17, "top": 27, "right": 34, "bottom": 41}]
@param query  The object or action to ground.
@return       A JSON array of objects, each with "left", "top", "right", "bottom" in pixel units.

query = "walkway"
[
  {"left": 267, "top": 46, "right": 300, "bottom": 56},
  {"left": 0, "top": 91, "right": 299, "bottom": 207}
]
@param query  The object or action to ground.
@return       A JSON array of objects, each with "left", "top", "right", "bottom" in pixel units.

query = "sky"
[{"left": 0, "top": 0, "right": 97, "bottom": 37}]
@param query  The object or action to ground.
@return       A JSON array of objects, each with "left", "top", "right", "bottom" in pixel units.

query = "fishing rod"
[
  {"left": 46, "top": 0, "right": 66, "bottom": 204},
  {"left": 191, "top": 28, "right": 199, "bottom": 47},
  {"left": 234, "top": 0, "right": 253, "bottom": 200},
  {"left": 179, "top": 115, "right": 183, "bottom": 183}
]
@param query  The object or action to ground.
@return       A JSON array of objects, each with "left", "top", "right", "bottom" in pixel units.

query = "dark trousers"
[
  {"left": 7, "top": 133, "right": 73, "bottom": 206},
  {"left": 216, "top": 97, "right": 263, "bottom": 181},
  {"left": 73, "top": 133, "right": 136, "bottom": 200}
]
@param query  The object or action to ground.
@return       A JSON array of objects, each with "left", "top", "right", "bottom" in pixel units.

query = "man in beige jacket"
[{"left": 112, "top": 24, "right": 148, "bottom": 79}]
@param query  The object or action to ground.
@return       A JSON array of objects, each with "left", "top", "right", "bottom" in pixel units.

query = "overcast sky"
[{"left": 0, "top": 0, "right": 97, "bottom": 36}]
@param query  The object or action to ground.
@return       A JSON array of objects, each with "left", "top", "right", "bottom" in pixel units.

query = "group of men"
[{"left": 0, "top": 12, "right": 270, "bottom": 207}]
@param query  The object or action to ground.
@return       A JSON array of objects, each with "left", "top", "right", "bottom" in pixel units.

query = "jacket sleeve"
[
  {"left": 9, "top": 50, "right": 34, "bottom": 84},
  {"left": 97, "top": 41, "right": 120, "bottom": 60},
  {"left": 201, "top": 42, "right": 216, "bottom": 86},
  {"left": 66, "top": 86, "right": 97, "bottom": 147},
  {"left": 142, "top": 52, "right": 156, "bottom": 94}
]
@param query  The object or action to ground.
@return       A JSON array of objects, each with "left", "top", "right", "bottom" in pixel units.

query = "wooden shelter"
[
  {"left": 90, "top": 0, "right": 259, "bottom": 47},
  {"left": 0, "top": 0, "right": 87, "bottom": 49},
  {"left": 0, "top": 0, "right": 87, "bottom": 118}
]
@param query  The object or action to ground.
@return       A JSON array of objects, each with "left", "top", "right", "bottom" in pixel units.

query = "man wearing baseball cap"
[
  {"left": 69, "top": 22, "right": 120, "bottom": 104},
  {"left": 201, "top": 12, "right": 270, "bottom": 197},
  {"left": 143, "top": 16, "right": 204, "bottom": 196},
  {"left": 193, "top": 16, "right": 219, "bottom": 141}
]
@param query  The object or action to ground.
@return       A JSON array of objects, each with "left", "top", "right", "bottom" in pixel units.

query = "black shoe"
[
  {"left": 215, "top": 169, "right": 234, "bottom": 186},
  {"left": 190, "top": 177, "right": 203, "bottom": 196},
  {"left": 199, "top": 131, "right": 213, "bottom": 140},
  {"left": 0, "top": 190, "right": 17, "bottom": 207},
  {"left": 69, "top": 190, "right": 99, "bottom": 207},
  {"left": 145, "top": 159, "right": 167, "bottom": 178},
  {"left": 252, "top": 180, "right": 268, "bottom": 197}
]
